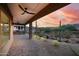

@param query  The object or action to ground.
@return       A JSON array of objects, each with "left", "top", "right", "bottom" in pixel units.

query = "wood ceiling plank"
[{"left": 8, "top": 3, "right": 48, "bottom": 24}]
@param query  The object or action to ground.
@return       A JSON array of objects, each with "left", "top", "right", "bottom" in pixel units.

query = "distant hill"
[{"left": 73, "top": 24, "right": 79, "bottom": 30}]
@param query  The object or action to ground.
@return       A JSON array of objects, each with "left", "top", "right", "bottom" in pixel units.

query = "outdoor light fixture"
[{"left": 1, "top": 23, "right": 3, "bottom": 26}]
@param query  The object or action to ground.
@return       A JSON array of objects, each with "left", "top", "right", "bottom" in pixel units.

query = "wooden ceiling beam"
[
  {"left": 25, "top": 3, "right": 70, "bottom": 24},
  {"left": 12, "top": 23, "right": 25, "bottom": 25},
  {"left": 0, "top": 3, "right": 13, "bottom": 19}
]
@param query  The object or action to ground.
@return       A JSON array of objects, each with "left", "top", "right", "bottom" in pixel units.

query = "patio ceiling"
[
  {"left": 8, "top": 3, "right": 48, "bottom": 24},
  {"left": 8, "top": 3, "right": 70, "bottom": 25}
]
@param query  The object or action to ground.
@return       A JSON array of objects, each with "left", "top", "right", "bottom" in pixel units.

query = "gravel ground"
[{"left": 7, "top": 34, "right": 76, "bottom": 56}]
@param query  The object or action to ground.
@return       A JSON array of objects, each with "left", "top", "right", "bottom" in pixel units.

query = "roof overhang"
[
  {"left": 25, "top": 3, "right": 70, "bottom": 24},
  {"left": 0, "top": 3, "right": 70, "bottom": 25}
]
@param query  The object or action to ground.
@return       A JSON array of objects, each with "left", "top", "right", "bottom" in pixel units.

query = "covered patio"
[
  {"left": 8, "top": 3, "right": 69, "bottom": 39},
  {"left": 0, "top": 3, "right": 79, "bottom": 56}
]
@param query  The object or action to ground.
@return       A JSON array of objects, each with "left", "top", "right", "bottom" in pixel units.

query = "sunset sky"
[{"left": 32, "top": 3, "right": 79, "bottom": 27}]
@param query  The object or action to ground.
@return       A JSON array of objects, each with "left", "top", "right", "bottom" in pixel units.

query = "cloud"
[
  {"left": 49, "top": 3, "right": 79, "bottom": 25},
  {"left": 33, "top": 3, "right": 79, "bottom": 27}
]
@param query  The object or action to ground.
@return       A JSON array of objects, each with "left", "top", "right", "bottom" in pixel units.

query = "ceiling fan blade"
[
  {"left": 18, "top": 4, "right": 25, "bottom": 11},
  {"left": 21, "top": 12, "right": 25, "bottom": 15},
  {"left": 26, "top": 11, "right": 35, "bottom": 15}
]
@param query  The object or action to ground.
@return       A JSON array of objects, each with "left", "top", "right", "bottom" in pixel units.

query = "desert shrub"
[
  {"left": 58, "top": 24, "right": 77, "bottom": 31},
  {"left": 40, "top": 37, "right": 46, "bottom": 41},
  {"left": 72, "top": 31, "right": 79, "bottom": 38},
  {"left": 62, "top": 30, "right": 72, "bottom": 39},
  {"left": 52, "top": 40, "right": 60, "bottom": 47},
  {"left": 33, "top": 35, "right": 41, "bottom": 40}
]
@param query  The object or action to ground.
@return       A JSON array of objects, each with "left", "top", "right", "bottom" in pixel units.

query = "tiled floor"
[{"left": 7, "top": 34, "right": 76, "bottom": 56}]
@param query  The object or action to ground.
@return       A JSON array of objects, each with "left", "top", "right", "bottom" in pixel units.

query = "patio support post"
[
  {"left": 35, "top": 20, "right": 37, "bottom": 34},
  {"left": 24, "top": 25, "right": 26, "bottom": 33},
  {"left": 9, "top": 17, "right": 12, "bottom": 40},
  {"left": 29, "top": 22, "right": 32, "bottom": 40}
]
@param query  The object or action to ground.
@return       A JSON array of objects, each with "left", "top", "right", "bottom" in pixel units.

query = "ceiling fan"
[{"left": 18, "top": 4, "right": 35, "bottom": 15}]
